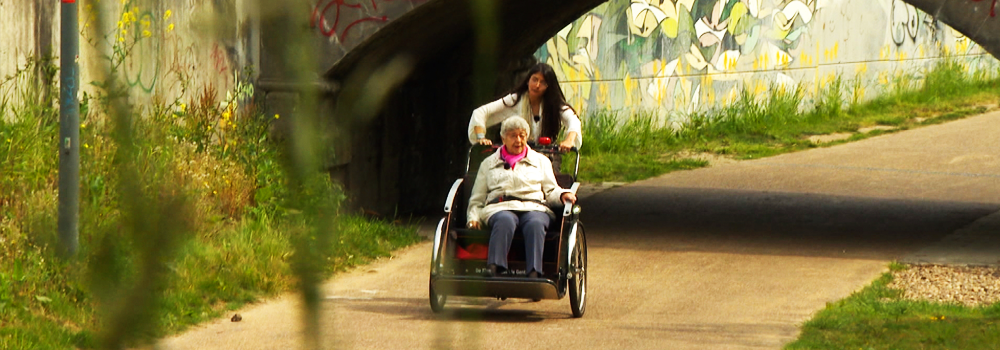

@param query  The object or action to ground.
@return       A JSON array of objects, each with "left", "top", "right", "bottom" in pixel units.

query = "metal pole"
[{"left": 58, "top": 0, "right": 79, "bottom": 257}]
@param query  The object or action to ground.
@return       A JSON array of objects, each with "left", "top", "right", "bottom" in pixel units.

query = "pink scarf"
[{"left": 500, "top": 146, "right": 527, "bottom": 169}]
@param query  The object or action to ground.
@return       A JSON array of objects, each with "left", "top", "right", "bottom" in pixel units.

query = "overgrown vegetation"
[
  {"left": 0, "top": 56, "right": 420, "bottom": 349},
  {"left": 785, "top": 263, "right": 1000, "bottom": 349},
  {"left": 575, "top": 58, "right": 1000, "bottom": 183}
]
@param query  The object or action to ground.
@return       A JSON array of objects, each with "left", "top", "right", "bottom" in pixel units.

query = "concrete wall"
[
  {"left": 537, "top": 0, "right": 1000, "bottom": 125},
  {"left": 0, "top": 0, "right": 256, "bottom": 112},
  {"left": 0, "top": 2, "right": 55, "bottom": 78}
]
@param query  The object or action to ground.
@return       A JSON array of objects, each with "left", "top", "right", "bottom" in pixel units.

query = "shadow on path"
[{"left": 584, "top": 185, "right": 999, "bottom": 261}]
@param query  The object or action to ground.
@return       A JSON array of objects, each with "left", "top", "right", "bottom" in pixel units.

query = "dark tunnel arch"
[
  {"left": 314, "top": 0, "right": 607, "bottom": 215},
  {"left": 275, "top": 0, "right": 1000, "bottom": 215}
]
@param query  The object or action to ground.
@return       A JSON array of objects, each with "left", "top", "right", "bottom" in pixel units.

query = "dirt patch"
[
  {"left": 807, "top": 133, "right": 853, "bottom": 144},
  {"left": 673, "top": 151, "right": 739, "bottom": 166},
  {"left": 808, "top": 126, "right": 898, "bottom": 144},
  {"left": 915, "top": 104, "right": 1000, "bottom": 124},
  {"left": 858, "top": 125, "right": 896, "bottom": 133}
]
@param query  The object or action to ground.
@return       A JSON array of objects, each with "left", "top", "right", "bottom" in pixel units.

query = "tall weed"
[
  {"left": 581, "top": 109, "right": 663, "bottom": 154},
  {"left": 679, "top": 82, "right": 803, "bottom": 141},
  {"left": 922, "top": 58, "right": 971, "bottom": 100},
  {"left": 812, "top": 75, "right": 844, "bottom": 120}
]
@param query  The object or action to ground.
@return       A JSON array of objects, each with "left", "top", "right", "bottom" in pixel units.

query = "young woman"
[{"left": 467, "top": 63, "right": 583, "bottom": 152}]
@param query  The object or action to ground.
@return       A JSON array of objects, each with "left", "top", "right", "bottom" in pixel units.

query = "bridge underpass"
[{"left": 257, "top": 0, "right": 1000, "bottom": 215}]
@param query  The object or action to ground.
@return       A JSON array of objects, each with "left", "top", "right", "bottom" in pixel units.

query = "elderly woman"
[{"left": 467, "top": 117, "right": 577, "bottom": 278}]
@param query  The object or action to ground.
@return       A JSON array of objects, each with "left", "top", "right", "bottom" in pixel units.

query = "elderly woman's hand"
[
  {"left": 561, "top": 192, "right": 577, "bottom": 204},
  {"left": 477, "top": 138, "right": 493, "bottom": 146},
  {"left": 468, "top": 221, "right": 481, "bottom": 229}
]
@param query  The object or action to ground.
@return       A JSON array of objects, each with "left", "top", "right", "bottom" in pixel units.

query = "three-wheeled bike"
[{"left": 428, "top": 138, "right": 588, "bottom": 317}]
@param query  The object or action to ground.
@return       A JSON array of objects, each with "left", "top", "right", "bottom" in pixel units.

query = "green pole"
[{"left": 58, "top": 0, "right": 80, "bottom": 257}]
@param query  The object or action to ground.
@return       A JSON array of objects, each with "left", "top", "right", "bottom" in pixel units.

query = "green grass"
[
  {"left": 0, "top": 59, "right": 421, "bottom": 349},
  {"left": 786, "top": 263, "right": 1000, "bottom": 350},
  {"left": 578, "top": 58, "right": 1000, "bottom": 183}
]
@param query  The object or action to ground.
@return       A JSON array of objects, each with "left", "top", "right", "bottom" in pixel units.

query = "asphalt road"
[{"left": 156, "top": 111, "right": 1000, "bottom": 349}]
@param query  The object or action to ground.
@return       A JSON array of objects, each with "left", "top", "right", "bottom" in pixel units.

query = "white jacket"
[
  {"left": 467, "top": 148, "right": 570, "bottom": 225},
  {"left": 467, "top": 93, "right": 583, "bottom": 149}
]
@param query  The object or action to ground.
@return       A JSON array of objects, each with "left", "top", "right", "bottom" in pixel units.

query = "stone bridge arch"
[{"left": 259, "top": 0, "right": 1000, "bottom": 215}]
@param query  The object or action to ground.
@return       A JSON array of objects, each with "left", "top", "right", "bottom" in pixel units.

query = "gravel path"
[{"left": 889, "top": 265, "right": 1000, "bottom": 307}]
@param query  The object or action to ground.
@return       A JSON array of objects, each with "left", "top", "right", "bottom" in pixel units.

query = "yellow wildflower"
[
  {"left": 168, "top": 23, "right": 174, "bottom": 32},
  {"left": 179, "top": 103, "right": 187, "bottom": 112},
  {"left": 164, "top": 10, "right": 172, "bottom": 20},
  {"left": 117, "top": 20, "right": 123, "bottom": 29},
  {"left": 274, "top": 114, "right": 280, "bottom": 119},
  {"left": 142, "top": 30, "right": 151, "bottom": 38}
]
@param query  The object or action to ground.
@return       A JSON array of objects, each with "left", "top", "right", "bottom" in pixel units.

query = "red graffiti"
[
  {"left": 370, "top": 0, "right": 427, "bottom": 11},
  {"left": 972, "top": 0, "right": 997, "bottom": 17},
  {"left": 211, "top": 43, "right": 229, "bottom": 75},
  {"left": 310, "top": 0, "right": 388, "bottom": 42},
  {"left": 311, "top": 0, "right": 428, "bottom": 42}
]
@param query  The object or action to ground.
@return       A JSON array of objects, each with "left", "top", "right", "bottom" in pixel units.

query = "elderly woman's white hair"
[{"left": 500, "top": 116, "right": 530, "bottom": 137}]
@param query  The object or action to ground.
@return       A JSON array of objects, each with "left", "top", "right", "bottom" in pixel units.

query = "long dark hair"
[{"left": 506, "top": 63, "right": 575, "bottom": 139}]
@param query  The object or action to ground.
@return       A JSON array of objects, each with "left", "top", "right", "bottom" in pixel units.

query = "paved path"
[{"left": 155, "top": 112, "right": 1000, "bottom": 349}]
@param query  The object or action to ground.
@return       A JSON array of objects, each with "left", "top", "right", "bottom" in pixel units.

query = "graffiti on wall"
[
  {"left": 79, "top": 0, "right": 239, "bottom": 98},
  {"left": 538, "top": 0, "right": 819, "bottom": 115},
  {"left": 309, "top": 0, "right": 427, "bottom": 44},
  {"left": 537, "top": 0, "right": 993, "bottom": 119},
  {"left": 120, "top": 6, "right": 164, "bottom": 93},
  {"left": 889, "top": 0, "right": 944, "bottom": 48}
]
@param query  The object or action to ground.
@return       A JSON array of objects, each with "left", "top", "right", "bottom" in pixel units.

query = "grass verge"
[
  {"left": 0, "top": 59, "right": 421, "bottom": 349},
  {"left": 785, "top": 263, "right": 1000, "bottom": 349}
]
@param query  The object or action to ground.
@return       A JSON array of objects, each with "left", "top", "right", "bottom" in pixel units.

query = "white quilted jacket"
[{"left": 466, "top": 148, "right": 569, "bottom": 225}]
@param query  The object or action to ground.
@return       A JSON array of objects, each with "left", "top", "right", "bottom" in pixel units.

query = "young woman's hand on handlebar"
[{"left": 558, "top": 139, "right": 574, "bottom": 153}]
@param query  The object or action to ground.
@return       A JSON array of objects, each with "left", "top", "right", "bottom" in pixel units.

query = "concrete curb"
[{"left": 902, "top": 210, "right": 1000, "bottom": 267}]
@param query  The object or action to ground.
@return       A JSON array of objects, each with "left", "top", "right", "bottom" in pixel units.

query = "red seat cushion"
[{"left": 455, "top": 243, "right": 489, "bottom": 260}]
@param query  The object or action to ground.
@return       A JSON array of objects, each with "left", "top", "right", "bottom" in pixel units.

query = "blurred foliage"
[{"left": 0, "top": 3, "right": 419, "bottom": 346}]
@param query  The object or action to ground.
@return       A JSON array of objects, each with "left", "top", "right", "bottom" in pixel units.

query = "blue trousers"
[{"left": 487, "top": 210, "right": 550, "bottom": 274}]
